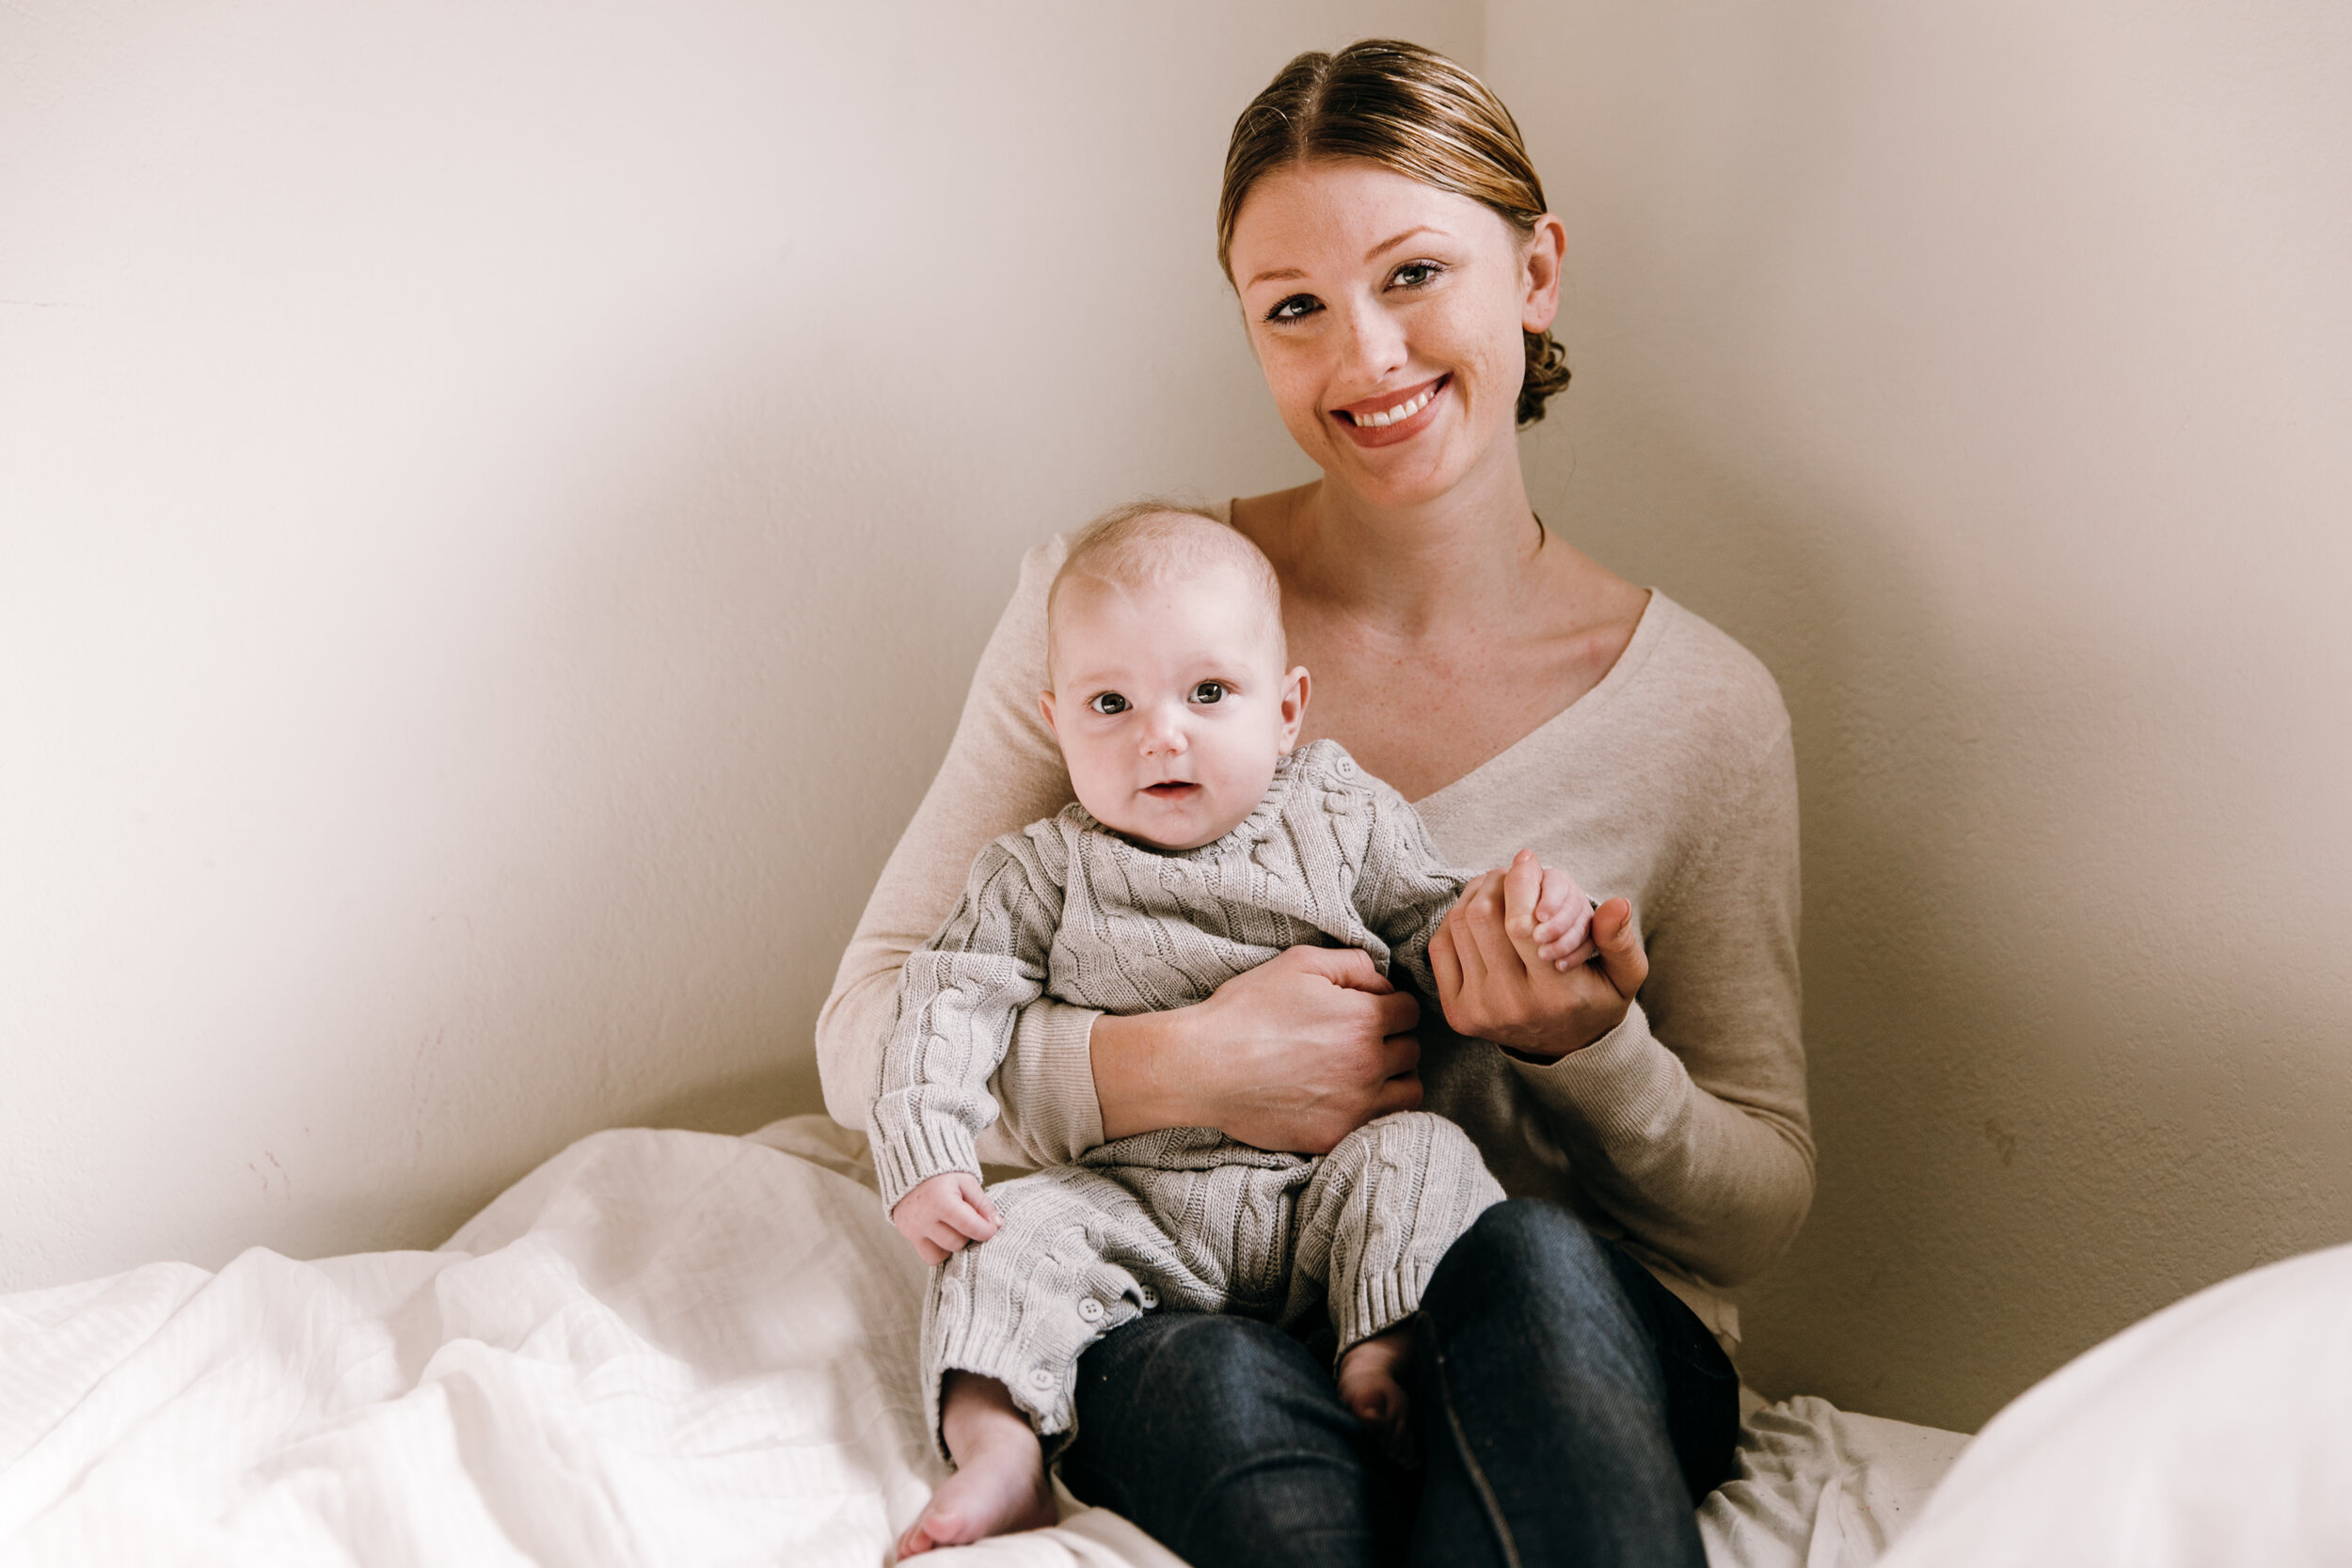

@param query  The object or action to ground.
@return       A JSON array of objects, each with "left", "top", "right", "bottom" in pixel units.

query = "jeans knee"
[
  {"left": 1426, "top": 1200, "right": 1622, "bottom": 1321},
  {"left": 1468, "top": 1197, "right": 1610, "bottom": 1274}
]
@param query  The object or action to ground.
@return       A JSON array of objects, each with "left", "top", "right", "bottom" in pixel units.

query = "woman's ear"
[
  {"left": 1276, "top": 665, "right": 1311, "bottom": 752},
  {"left": 1521, "top": 214, "right": 1566, "bottom": 335}
]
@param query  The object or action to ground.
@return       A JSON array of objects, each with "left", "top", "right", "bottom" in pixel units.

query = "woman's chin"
[
  {"left": 1325, "top": 440, "right": 1474, "bottom": 512},
  {"left": 1311, "top": 413, "right": 1515, "bottom": 513}
]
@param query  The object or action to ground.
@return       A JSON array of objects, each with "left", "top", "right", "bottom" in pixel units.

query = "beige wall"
[
  {"left": 1487, "top": 0, "right": 2352, "bottom": 1430},
  {"left": 8, "top": 0, "right": 2348, "bottom": 1446},
  {"left": 0, "top": 0, "right": 1478, "bottom": 1291}
]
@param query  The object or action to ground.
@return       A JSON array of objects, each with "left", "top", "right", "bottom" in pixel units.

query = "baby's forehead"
[{"left": 1048, "top": 562, "right": 1283, "bottom": 676}]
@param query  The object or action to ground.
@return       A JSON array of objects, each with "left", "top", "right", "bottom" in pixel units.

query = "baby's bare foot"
[
  {"left": 896, "top": 1374, "right": 1058, "bottom": 1559},
  {"left": 1337, "top": 1325, "right": 1416, "bottom": 1464}
]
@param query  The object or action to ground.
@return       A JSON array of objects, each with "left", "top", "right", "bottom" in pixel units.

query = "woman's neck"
[{"left": 1265, "top": 460, "right": 1551, "bottom": 641}]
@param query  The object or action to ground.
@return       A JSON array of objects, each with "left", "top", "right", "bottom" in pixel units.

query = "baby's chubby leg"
[
  {"left": 896, "top": 1371, "right": 1058, "bottom": 1558},
  {"left": 894, "top": 1164, "right": 1166, "bottom": 1555}
]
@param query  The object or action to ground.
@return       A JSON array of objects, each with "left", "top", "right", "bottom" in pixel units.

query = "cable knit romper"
[{"left": 868, "top": 739, "right": 1506, "bottom": 1456}]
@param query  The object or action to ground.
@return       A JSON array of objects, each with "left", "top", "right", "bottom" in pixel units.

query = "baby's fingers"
[
  {"left": 1548, "top": 938, "right": 1599, "bottom": 972},
  {"left": 1532, "top": 867, "right": 1589, "bottom": 934},
  {"left": 948, "top": 1189, "right": 1002, "bottom": 1242},
  {"left": 923, "top": 1216, "right": 976, "bottom": 1256}
]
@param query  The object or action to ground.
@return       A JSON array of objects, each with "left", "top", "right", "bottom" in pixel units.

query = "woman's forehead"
[{"left": 1229, "top": 161, "right": 1507, "bottom": 278}]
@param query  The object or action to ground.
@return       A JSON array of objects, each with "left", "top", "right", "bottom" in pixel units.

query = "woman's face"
[{"left": 1227, "top": 158, "right": 1563, "bottom": 511}]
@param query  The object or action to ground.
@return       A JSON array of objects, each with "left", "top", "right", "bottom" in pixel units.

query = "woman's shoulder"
[{"left": 1615, "top": 591, "right": 1792, "bottom": 766}]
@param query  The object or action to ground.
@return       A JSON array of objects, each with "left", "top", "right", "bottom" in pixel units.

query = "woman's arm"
[
  {"left": 1431, "top": 723, "right": 1814, "bottom": 1287},
  {"left": 818, "top": 538, "right": 1422, "bottom": 1162}
]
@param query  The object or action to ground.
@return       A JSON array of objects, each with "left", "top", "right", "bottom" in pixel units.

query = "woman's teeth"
[{"left": 1352, "top": 382, "right": 1438, "bottom": 427}]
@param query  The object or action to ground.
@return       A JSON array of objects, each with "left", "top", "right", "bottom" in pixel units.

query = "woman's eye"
[
  {"left": 1264, "top": 293, "right": 1320, "bottom": 323},
  {"left": 1089, "top": 692, "right": 1129, "bottom": 716},
  {"left": 1191, "top": 681, "right": 1225, "bottom": 705},
  {"left": 1391, "top": 261, "right": 1441, "bottom": 289}
]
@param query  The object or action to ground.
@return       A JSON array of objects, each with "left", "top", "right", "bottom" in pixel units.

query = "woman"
[{"left": 818, "top": 40, "right": 1812, "bottom": 1568}]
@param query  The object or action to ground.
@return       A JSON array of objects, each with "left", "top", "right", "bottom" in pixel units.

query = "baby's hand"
[
  {"left": 890, "top": 1171, "right": 1002, "bottom": 1266},
  {"left": 1529, "top": 863, "right": 1597, "bottom": 972}
]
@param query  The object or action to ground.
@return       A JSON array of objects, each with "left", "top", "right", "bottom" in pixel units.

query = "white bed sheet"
[{"left": 0, "top": 1119, "right": 1967, "bottom": 1567}]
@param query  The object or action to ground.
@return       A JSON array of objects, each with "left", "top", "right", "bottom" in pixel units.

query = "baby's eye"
[
  {"left": 1089, "top": 691, "right": 1129, "bottom": 716},
  {"left": 1190, "top": 681, "right": 1226, "bottom": 705},
  {"left": 1264, "top": 293, "right": 1321, "bottom": 323}
]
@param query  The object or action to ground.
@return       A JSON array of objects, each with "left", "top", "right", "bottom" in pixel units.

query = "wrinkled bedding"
[{"left": 0, "top": 1119, "right": 1967, "bottom": 1566}]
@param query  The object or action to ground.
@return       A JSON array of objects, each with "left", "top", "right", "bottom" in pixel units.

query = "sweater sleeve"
[
  {"left": 815, "top": 537, "right": 1107, "bottom": 1168},
  {"left": 868, "top": 826, "right": 1069, "bottom": 1209},
  {"left": 1351, "top": 778, "right": 1469, "bottom": 1002},
  {"left": 1502, "top": 719, "right": 1815, "bottom": 1286}
]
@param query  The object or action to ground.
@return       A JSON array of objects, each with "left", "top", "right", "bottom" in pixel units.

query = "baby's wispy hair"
[{"left": 1046, "top": 501, "right": 1286, "bottom": 680}]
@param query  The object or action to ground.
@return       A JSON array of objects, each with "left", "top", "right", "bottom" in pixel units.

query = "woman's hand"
[
  {"left": 1091, "top": 944, "right": 1424, "bottom": 1154},
  {"left": 1430, "top": 849, "right": 1648, "bottom": 1061}
]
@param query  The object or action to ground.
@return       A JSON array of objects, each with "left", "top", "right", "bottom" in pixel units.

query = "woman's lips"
[{"left": 1332, "top": 374, "right": 1449, "bottom": 448}]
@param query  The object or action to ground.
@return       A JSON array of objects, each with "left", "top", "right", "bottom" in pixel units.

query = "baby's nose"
[{"left": 1140, "top": 709, "right": 1189, "bottom": 753}]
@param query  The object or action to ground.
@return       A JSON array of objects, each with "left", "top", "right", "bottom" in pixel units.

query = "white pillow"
[{"left": 1879, "top": 1242, "right": 2352, "bottom": 1568}]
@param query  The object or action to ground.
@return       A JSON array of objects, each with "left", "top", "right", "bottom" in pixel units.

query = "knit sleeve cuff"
[
  {"left": 1501, "top": 999, "right": 1687, "bottom": 1144},
  {"left": 981, "top": 1000, "right": 1106, "bottom": 1166},
  {"left": 869, "top": 1103, "right": 982, "bottom": 1212}
]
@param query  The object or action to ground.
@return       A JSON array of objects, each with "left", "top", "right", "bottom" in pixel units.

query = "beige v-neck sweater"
[{"left": 817, "top": 529, "right": 1812, "bottom": 1342}]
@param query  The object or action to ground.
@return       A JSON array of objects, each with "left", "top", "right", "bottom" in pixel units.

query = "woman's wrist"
[
  {"left": 1492, "top": 1001, "right": 1629, "bottom": 1064},
  {"left": 1089, "top": 1005, "right": 1206, "bottom": 1142}
]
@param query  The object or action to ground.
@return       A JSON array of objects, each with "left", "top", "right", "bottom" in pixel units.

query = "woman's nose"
[{"left": 1336, "top": 296, "right": 1408, "bottom": 384}]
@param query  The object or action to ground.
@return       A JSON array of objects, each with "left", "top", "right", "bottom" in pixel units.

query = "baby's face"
[{"left": 1043, "top": 567, "right": 1306, "bottom": 852}]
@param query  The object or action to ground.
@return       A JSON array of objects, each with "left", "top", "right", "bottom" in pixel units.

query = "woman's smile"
[{"left": 1331, "top": 372, "right": 1450, "bottom": 448}]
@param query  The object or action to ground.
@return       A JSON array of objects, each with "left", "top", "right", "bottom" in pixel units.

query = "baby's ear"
[
  {"left": 1277, "top": 665, "right": 1311, "bottom": 751},
  {"left": 1038, "top": 689, "right": 1058, "bottom": 736}
]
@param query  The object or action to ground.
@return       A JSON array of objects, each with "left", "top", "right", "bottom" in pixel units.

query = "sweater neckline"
[
  {"left": 1204, "top": 499, "right": 1673, "bottom": 812},
  {"left": 1410, "top": 589, "right": 1671, "bottom": 812}
]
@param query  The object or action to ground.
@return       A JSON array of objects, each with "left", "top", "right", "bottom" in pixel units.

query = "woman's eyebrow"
[
  {"left": 1365, "top": 225, "right": 1443, "bottom": 261},
  {"left": 1245, "top": 226, "right": 1450, "bottom": 290}
]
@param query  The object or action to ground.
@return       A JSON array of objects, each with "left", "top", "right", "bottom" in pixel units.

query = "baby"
[{"left": 871, "top": 504, "right": 1596, "bottom": 1556}]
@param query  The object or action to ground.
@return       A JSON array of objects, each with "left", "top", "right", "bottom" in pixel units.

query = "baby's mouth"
[{"left": 1143, "top": 781, "right": 1200, "bottom": 800}]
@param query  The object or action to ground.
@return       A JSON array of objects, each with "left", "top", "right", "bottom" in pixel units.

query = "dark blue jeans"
[{"left": 1057, "top": 1199, "right": 1740, "bottom": 1567}]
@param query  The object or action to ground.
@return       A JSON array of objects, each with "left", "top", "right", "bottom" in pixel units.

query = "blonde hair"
[
  {"left": 1216, "top": 39, "right": 1570, "bottom": 428},
  {"left": 1046, "top": 501, "right": 1285, "bottom": 680}
]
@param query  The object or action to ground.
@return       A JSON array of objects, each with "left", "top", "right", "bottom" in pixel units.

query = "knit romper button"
[
  {"left": 1137, "top": 1286, "right": 1159, "bottom": 1308},
  {"left": 1029, "top": 1367, "right": 1056, "bottom": 1390},
  {"left": 1077, "top": 1297, "right": 1104, "bottom": 1323}
]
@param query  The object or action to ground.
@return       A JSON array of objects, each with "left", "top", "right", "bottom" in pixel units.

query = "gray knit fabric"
[{"left": 869, "top": 738, "right": 1507, "bottom": 1450}]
